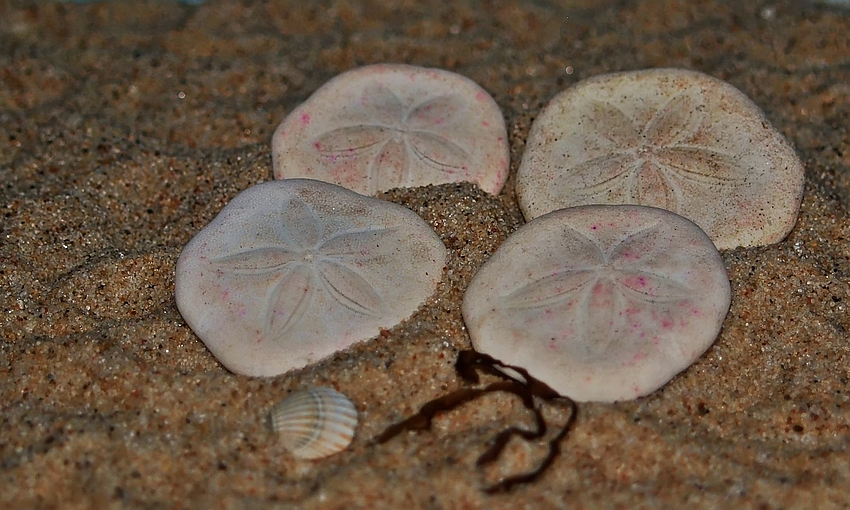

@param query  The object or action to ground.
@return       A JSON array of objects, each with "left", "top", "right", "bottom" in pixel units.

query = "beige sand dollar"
[
  {"left": 272, "top": 64, "right": 509, "bottom": 195},
  {"left": 175, "top": 179, "right": 447, "bottom": 377},
  {"left": 516, "top": 68, "right": 805, "bottom": 250},
  {"left": 462, "top": 205, "right": 731, "bottom": 402}
]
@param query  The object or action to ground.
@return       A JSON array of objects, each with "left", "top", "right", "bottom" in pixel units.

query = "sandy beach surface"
[{"left": 2, "top": 0, "right": 850, "bottom": 508}]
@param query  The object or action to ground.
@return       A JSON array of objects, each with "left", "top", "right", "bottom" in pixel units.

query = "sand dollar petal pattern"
[
  {"left": 272, "top": 64, "right": 509, "bottom": 195},
  {"left": 462, "top": 205, "right": 731, "bottom": 403},
  {"left": 516, "top": 68, "right": 805, "bottom": 250},
  {"left": 175, "top": 179, "right": 447, "bottom": 377}
]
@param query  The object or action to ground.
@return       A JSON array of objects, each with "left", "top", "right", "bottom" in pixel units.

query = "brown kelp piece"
[{"left": 373, "top": 350, "right": 578, "bottom": 494}]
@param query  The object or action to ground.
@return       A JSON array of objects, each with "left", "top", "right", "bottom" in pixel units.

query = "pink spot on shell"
[{"left": 300, "top": 113, "right": 311, "bottom": 126}]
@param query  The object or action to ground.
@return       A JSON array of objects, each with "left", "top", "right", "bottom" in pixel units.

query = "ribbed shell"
[{"left": 269, "top": 387, "right": 358, "bottom": 460}]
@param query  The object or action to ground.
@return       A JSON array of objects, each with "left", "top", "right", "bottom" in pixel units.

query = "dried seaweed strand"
[
  {"left": 372, "top": 349, "right": 579, "bottom": 494},
  {"left": 482, "top": 392, "right": 577, "bottom": 494},
  {"left": 372, "top": 380, "right": 523, "bottom": 443},
  {"left": 458, "top": 351, "right": 579, "bottom": 494}
]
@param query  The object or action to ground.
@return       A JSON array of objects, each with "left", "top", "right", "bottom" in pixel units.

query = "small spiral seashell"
[{"left": 269, "top": 387, "right": 358, "bottom": 460}]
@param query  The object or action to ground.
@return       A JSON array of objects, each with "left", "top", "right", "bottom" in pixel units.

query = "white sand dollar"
[
  {"left": 462, "top": 205, "right": 731, "bottom": 402},
  {"left": 517, "top": 68, "right": 805, "bottom": 250},
  {"left": 272, "top": 64, "right": 509, "bottom": 195},
  {"left": 175, "top": 179, "right": 447, "bottom": 377}
]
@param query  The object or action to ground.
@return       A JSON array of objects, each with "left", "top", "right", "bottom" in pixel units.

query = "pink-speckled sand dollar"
[
  {"left": 516, "top": 68, "right": 805, "bottom": 250},
  {"left": 175, "top": 179, "right": 447, "bottom": 377},
  {"left": 462, "top": 205, "right": 731, "bottom": 402},
  {"left": 272, "top": 64, "right": 509, "bottom": 195}
]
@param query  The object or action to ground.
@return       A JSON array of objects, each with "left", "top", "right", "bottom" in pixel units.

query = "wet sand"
[{"left": 2, "top": 0, "right": 850, "bottom": 508}]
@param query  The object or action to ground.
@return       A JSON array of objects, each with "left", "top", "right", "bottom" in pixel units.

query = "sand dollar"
[
  {"left": 462, "top": 205, "right": 731, "bottom": 402},
  {"left": 516, "top": 68, "right": 805, "bottom": 250},
  {"left": 272, "top": 64, "right": 509, "bottom": 195},
  {"left": 175, "top": 179, "right": 447, "bottom": 377}
]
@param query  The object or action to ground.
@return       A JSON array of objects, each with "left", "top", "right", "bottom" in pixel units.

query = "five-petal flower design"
[
  {"left": 517, "top": 67, "right": 808, "bottom": 249},
  {"left": 501, "top": 220, "right": 692, "bottom": 358},
  {"left": 211, "top": 196, "right": 392, "bottom": 339},
  {"left": 311, "top": 84, "right": 471, "bottom": 195},
  {"left": 175, "top": 179, "right": 447, "bottom": 376},
  {"left": 560, "top": 92, "right": 743, "bottom": 213},
  {"left": 273, "top": 64, "right": 510, "bottom": 196},
  {"left": 462, "top": 205, "right": 732, "bottom": 401}
]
